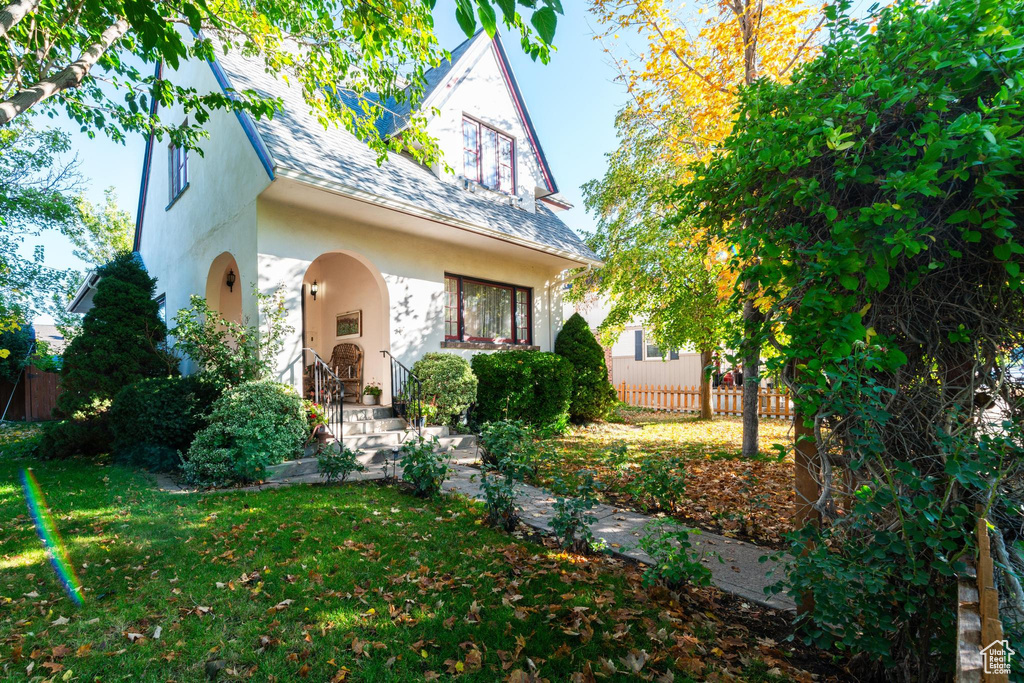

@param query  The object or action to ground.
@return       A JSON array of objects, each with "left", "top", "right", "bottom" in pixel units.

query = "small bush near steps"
[
  {"left": 318, "top": 445, "right": 366, "bottom": 484},
  {"left": 411, "top": 352, "right": 477, "bottom": 427},
  {"left": 183, "top": 380, "right": 306, "bottom": 487},
  {"left": 399, "top": 435, "right": 450, "bottom": 498}
]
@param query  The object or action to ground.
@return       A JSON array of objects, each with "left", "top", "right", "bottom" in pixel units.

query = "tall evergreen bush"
[{"left": 554, "top": 313, "right": 616, "bottom": 422}]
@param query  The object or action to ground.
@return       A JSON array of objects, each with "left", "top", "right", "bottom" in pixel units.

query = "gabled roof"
[{"left": 206, "top": 36, "right": 594, "bottom": 263}]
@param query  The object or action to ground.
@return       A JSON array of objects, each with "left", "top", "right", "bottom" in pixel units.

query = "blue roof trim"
[
  {"left": 133, "top": 62, "right": 162, "bottom": 252},
  {"left": 205, "top": 56, "right": 275, "bottom": 180}
]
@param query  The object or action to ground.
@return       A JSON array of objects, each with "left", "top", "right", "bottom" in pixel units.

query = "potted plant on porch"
[
  {"left": 362, "top": 381, "right": 382, "bottom": 406},
  {"left": 304, "top": 399, "right": 331, "bottom": 449}
]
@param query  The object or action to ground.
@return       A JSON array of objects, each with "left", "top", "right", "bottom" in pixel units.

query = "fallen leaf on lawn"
[
  {"left": 268, "top": 599, "right": 294, "bottom": 614},
  {"left": 125, "top": 633, "right": 145, "bottom": 643},
  {"left": 51, "top": 615, "right": 69, "bottom": 626}
]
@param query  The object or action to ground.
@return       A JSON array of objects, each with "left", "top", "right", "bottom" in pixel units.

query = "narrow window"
[
  {"left": 498, "top": 135, "right": 514, "bottom": 194},
  {"left": 168, "top": 128, "right": 188, "bottom": 204},
  {"left": 444, "top": 276, "right": 460, "bottom": 339},
  {"left": 462, "top": 118, "right": 480, "bottom": 182}
]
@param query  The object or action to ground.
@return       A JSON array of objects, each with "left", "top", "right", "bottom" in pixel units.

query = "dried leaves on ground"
[{"left": 537, "top": 410, "right": 795, "bottom": 547}]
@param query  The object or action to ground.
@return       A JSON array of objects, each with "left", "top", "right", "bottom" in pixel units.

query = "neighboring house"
[
  {"left": 567, "top": 297, "right": 704, "bottom": 388},
  {"left": 73, "top": 31, "right": 599, "bottom": 404}
]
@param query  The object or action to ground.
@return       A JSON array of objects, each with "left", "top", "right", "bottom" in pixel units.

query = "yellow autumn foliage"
[{"left": 589, "top": 0, "right": 825, "bottom": 169}]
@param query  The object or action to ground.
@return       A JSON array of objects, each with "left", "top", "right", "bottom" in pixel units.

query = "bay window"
[
  {"left": 462, "top": 116, "right": 515, "bottom": 194},
  {"left": 444, "top": 274, "right": 531, "bottom": 345}
]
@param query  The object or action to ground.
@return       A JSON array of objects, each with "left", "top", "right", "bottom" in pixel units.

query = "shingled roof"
[{"left": 213, "top": 35, "right": 598, "bottom": 265}]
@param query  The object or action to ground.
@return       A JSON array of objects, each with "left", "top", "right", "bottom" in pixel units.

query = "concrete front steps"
[{"left": 265, "top": 403, "right": 477, "bottom": 481}]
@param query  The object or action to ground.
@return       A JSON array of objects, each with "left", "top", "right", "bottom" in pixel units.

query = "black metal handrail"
[
  {"left": 381, "top": 350, "right": 423, "bottom": 437},
  {"left": 303, "top": 347, "right": 344, "bottom": 447}
]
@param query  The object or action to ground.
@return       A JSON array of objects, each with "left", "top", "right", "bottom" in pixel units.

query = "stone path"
[{"left": 156, "top": 450, "right": 794, "bottom": 611}]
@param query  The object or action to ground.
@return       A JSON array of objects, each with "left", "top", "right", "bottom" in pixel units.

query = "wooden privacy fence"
[
  {"left": 956, "top": 513, "right": 1011, "bottom": 682},
  {"left": 616, "top": 382, "right": 794, "bottom": 419},
  {"left": 0, "top": 365, "right": 61, "bottom": 422}
]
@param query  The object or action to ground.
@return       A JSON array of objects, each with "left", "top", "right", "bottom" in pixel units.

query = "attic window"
[
  {"left": 462, "top": 116, "right": 515, "bottom": 194},
  {"left": 168, "top": 125, "right": 189, "bottom": 206}
]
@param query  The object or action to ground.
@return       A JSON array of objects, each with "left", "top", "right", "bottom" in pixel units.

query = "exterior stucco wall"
[
  {"left": 136, "top": 56, "right": 271, "bottom": 359},
  {"left": 425, "top": 40, "right": 549, "bottom": 200},
  {"left": 255, "top": 198, "right": 567, "bottom": 397}
]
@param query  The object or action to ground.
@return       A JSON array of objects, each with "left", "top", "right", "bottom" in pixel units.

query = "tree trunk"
[
  {"left": 741, "top": 295, "right": 761, "bottom": 458},
  {"left": 0, "top": 18, "right": 128, "bottom": 125},
  {"left": 699, "top": 348, "right": 713, "bottom": 420},
  {"left": 0, "top": 0, "right": 40, "bottom": 39},
  {"left": 793, "top": 368, "right": 821, "bottom": 616}
]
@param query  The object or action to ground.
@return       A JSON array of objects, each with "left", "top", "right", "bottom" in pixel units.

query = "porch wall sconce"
[
  {"left": 226, "top": 268, "right": 236, "bottom": 292},
  {"left": 310, "top": 280, "right": 319, "bottom": 301}
]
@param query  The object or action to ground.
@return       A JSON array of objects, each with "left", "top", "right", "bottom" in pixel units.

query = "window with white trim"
[
  {"left": 168, "top": 127, "right": 188, "bottom": 204},
  {"left": 462, "top": 116, "right": 515, "bottom": 194}
]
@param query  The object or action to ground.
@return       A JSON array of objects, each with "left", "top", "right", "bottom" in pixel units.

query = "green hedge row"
[{"left": 470, "top": 350, "right": 574, "bottom": 432}]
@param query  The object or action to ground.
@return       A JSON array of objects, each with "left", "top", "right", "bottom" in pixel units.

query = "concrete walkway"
[{"left": 156, "top": 451, "right": 794, "bottom": 611}]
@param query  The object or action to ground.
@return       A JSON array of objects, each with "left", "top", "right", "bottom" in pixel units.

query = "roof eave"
[{"left": 275, "top": 167, "right": 601, "bottom": 267}]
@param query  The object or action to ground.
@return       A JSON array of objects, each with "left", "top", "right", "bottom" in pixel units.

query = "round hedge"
[
  {"left": 109, "top": 375, "right": 221, "bottom": 472},
  {"left": 555, "top": 313, "right": 617, "bottom": 423},
  {"left": 184, "top": 380, "right": 306, "bottom": 487},
  {"left": 470, "top": 350, "right": 573, "bottom": 432},
  {"left": 411, "top": 352, "right": 477, "bottom": 426}
]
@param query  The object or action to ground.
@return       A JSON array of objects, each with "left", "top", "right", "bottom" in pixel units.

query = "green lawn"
[
  {"left": 0, "top": 426, "right": 843, "bottom": 681},
  {"left": 536, "top": 409, "right": 796, "bottom": 547}
]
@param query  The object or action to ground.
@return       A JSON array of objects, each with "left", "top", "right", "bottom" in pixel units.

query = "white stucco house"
[{"left": 88, "top": 31, "right": 600, "bottom": 405}]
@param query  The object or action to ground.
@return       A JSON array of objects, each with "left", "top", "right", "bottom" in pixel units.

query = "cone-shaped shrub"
[{"left": 555, "top": 313, "right": 616, "bottom": 423}]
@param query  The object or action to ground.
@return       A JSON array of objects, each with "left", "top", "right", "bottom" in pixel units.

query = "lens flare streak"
[{"left": 21, "top": 469, "right": 83, "bottom": 606}]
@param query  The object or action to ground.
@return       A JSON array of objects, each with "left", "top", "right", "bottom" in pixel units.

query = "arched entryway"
[
  {"left": 301, "top": 251, "right": 390, "bottom": 404},
  {"left": 205, "top": 252, "right": 243, "bottom": 324}
]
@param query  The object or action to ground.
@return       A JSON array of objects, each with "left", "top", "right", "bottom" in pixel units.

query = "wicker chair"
[{"left": 328, "top": 343, "right": 363, "bottom": 401}]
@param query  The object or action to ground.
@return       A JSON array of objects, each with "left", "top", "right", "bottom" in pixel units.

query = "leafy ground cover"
[
  {"left": 535, "top": 409, "right": 795, "bottom": 548},
  {"left": 0, "top": 424, "right": 848, "bottom": 681}
]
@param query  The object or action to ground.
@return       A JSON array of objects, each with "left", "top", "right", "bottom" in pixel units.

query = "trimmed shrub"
[
  {"left": 554, "top": 313, "right": 617, "bottom": 423},
  {"left": 411, "top": 352, "right": 477, "bottom": 427},
  {"left": 58, "top": 252, "right": 175, "bottom": 418},
  {"left": 470, "top": 350, "right": 573, "bottom": 432},
  {"left": 37, "top": 399, "right": 111, "bottom": 460},
  {"left": 109, "top": 375, "right": 221, "bottom": 472},
  {"left": 183, "top": 381, "right": 306, "bottom": 487}
]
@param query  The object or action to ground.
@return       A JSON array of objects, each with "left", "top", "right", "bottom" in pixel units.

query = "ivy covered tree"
[
  {"left": 0, "top": 0, "right": 563, "bottom": 164},
  {"left": 57, "top": 251, "right": 175, "bottom": 417},
  {"left": 554, "top": 313, "right": 616, "bottom": 423},
  {"left": 679, "top": 0, "right": 1024, "bottom": 678}
]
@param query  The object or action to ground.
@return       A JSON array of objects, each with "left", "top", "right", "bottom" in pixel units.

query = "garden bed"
[
  {"left": 533, "top": 409, "right": 796, "bottom": 548},
  {"left": 0, "top": 429, "right": 850, "bottom": 681}
]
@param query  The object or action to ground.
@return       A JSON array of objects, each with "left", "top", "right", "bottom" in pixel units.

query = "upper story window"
[
  {"left": 445, "top": 273, "right": 531, "bottom": 345},
  {"left": 462, "top": 116, "right": 515, "bottom": 194},
  {"left": 168, "top": 129, "right": 188, "bottom": 205}
]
